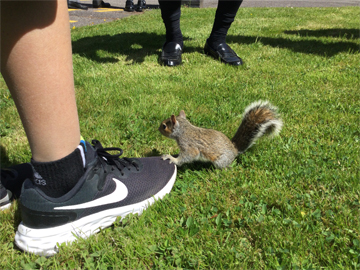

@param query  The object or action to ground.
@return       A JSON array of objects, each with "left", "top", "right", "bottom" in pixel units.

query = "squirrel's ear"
[
  {"left": 179, "top": 110, "right": 186, "bottom": 119},
  {"left": 171, "top": 115, "right": 177, "bottom": 125}
]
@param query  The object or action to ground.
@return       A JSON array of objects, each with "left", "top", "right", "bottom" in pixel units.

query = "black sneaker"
[
  {"left": 15, "top": 140, "right": 177, "bottom": 256},
  {"left": 1, "top": 163, "right": 33, "bottom": 210}
]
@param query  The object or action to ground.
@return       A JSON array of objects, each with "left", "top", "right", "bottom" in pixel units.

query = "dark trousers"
[
  {"left": 93, "top": 0, "right": 102, "bottom": 6},
  {"left": 158, "top": 0, "right": 243, "bottom": 46}
]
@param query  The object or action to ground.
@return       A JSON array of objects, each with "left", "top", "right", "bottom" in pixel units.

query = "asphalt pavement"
[{"left": 69, "top": 0, "right": 359, "bottom": 28}]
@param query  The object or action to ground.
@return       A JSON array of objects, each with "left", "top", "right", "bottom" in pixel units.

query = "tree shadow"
[
  {"left": 227, "top": 29, "right": 359, "bottom": 56},
  {"left": 284, "top": 28, "right": 359, "bottom": 40},
  {"left": 72, "top": 28, "right": 358, "bottom": 62},
  {"left": 72, "top": 32, "right": 200, "bottom": 64}
]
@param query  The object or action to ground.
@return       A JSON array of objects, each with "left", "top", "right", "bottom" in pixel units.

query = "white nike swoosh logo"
[{"left": 54, "top": 178, "right": 128, "bottom": 210}]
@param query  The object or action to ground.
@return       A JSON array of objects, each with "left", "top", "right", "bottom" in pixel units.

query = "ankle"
[
  {"left": 207, "top": 37, "right": 226, "bottom": 50},
  {"left": 164, "top": 39, "right": 183, "bottom": 49},
  {"left": 31, "top": 144, "right": 86, "bottom": 198}
]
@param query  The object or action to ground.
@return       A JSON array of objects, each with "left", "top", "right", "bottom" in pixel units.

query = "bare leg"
[{"left": 0, "top": 0, "right": 80, "bottom": 162}]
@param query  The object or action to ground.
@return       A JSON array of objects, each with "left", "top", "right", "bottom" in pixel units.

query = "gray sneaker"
[{"left": 15, "top": 140, "right": 177, "bottom": 256}]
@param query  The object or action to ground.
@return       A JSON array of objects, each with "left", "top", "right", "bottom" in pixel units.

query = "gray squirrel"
[{"left": 159, "top": 100, "right": 283, "bottom": 169}]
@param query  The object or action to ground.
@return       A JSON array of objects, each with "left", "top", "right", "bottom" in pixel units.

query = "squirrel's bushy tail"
[{"left": 231, "top": 100, "right": 283, "bottom": 153}]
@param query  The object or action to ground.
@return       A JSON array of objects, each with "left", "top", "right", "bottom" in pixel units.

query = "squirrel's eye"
[{"left": 162, "top": 124, "right": 167, "bottom": 130}]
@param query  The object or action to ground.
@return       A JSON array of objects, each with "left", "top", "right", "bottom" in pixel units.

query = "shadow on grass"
[
  {"left": 178, "top": 161, "right": 214, "bottom": 172},
  {"left": 144, "top": 148, "right": 162, "bottom": 157},
  {"left": 72, "top": 28, "right": 359, "bottom": 63},
  {"left": 77, "top": 3, "right": 160, "bottom": 9},
  {"left": 227, "top": 29, "right": 359, "bottom": 56},
  {"left": 143, "top": 150, "right": 215, "bottom": 170},
  {"left": 71, "top": 32, "right": 202, "bottom": 64},
  {"left": 284, "top": 28, "right": 360, "bottom": 40}
]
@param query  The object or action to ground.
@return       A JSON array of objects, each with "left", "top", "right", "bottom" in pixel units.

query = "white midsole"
[
  {"left": 0, "top": 202, "right": 11, "bottom": 210},
  {"left": 15, "top": 166, "right": 177, "bottom": 256},
  {"left": 0, "top": 190, "right": 12, "bottom": 210}
]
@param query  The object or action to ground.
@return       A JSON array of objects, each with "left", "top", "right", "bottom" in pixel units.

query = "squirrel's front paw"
[{"left": 162, "top": 154, "right": 174, "bottom": 164}]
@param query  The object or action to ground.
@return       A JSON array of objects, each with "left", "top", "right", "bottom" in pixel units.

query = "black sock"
[
  {"left": 31, "top": 145, "right": 85, "bottom": 198},
  {"left": 208, "top": 0, "right": 243, "bottom": 49},
  {"left": 159, "top": 0, "right": 183, "bottom": 47}
]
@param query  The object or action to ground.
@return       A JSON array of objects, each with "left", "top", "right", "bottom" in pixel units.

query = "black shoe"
[
  {"left": 15, "top": 140, "right": 177, "bottom": 256},
  {"left": 1, "top": 163, "right": 33, "bottom": 210},
  {"left": 160, "top": 42, "right": 183, "bottom": 67},
  {"left": 68, "top": 1, "right": 89, "bottom": 10},
  {"left": 204, "top": 40, "right": 243, "bottom": 66},
  {"left": 135, "top": 0, "right": 146, "bottom": 12},
  {"left": 93, "top": 0, "right": 110, "bottom": 8},
  {"left": 125, "top": 0, "right": 135, "bottom": 11}
]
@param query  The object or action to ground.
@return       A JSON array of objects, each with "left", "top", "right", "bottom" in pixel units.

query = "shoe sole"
[
  {"left": 0, "top": 201, "right": 11, "bottom": 210},
  {"left": 15, "top": 166, "right": 177, "bottom": 256},
  {"left": 0, "top": 190, "right": 12, "bottom": 210}
]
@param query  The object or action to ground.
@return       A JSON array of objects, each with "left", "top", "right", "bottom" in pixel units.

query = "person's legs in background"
[
  {"left": 204, "top": 0, "right": 244, "bottom": 65},
  {"left": 125, "top": 0, "right": 135, "bottom": 11},
  {"left": 207, "top": 0, "right": 243, "bottom": 49},
  {"left": 93, "top": 0, "right": 111, "bottom": 8},
  {"left": 68, "top": 0, "right": 88, "bottom": 10},
  {"left": 158, "top": 0, "right": 243, "bottom": 66},
  {"left": 158, "top": 0, "right": 183, "bottom": 66},
  {"left": 125, "top": 0, "right": 146, "bottom": 12},
  {"left": 159, "top": 0, "right": 183, "bottom": 47}
]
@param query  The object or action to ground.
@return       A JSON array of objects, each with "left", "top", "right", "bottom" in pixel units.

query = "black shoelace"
[{"left": 92, "top": 140, "right": 140, "bottom": 176}]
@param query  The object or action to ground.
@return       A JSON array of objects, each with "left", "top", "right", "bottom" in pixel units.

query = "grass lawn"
[{"left": 1, "top": 6, "right": 359, "bottom": 269}]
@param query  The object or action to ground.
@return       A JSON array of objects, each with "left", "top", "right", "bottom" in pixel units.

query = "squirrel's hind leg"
[{"left": 213, "top": 151, "right": 237, "bottom": 169}]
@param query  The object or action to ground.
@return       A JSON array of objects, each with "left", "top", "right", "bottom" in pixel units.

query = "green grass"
[{"left": 1, "top": 6, "right": 359, "bottom": 269}]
